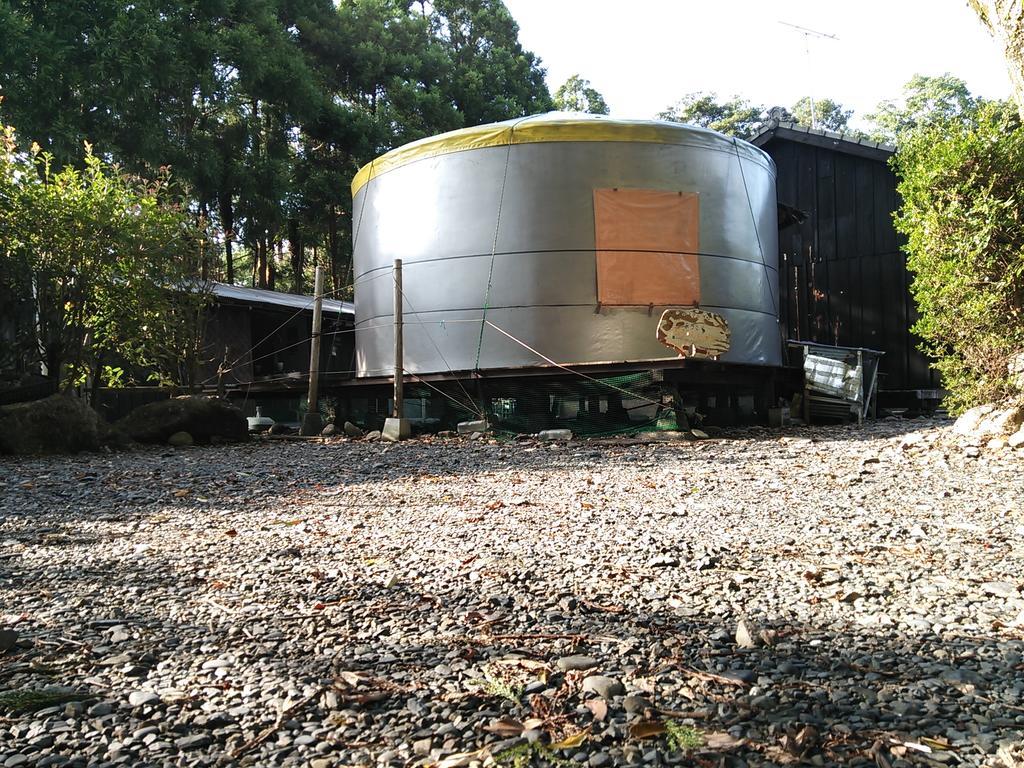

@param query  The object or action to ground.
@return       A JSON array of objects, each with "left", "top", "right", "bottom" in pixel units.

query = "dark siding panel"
[
  {"left": 834, "top": 154, "right": 857, "bottom": 347},
  {"left": 816, "top": 150, "right": 837, "bottom": 343},
  {"left": 874, "top": 163, "right": 906, "bottom": 387},
  {"left": 854, "top": 161, "right": 875, "bottom": 350},
  {"left": 757, "top": 135, "right": 937, "bottom": 391}
]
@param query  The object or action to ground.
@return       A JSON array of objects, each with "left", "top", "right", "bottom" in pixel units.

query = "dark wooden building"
[
  {"left": 200, "top": 282, "right": 355, "bottom": 388},
  {"left": 751, "top": 119, "right": 940, "bottom": 396}
]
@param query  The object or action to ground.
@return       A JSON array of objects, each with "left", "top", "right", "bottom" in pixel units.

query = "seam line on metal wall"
[
  {"left": 355, "top": 303, "right": 782, "bottom": 325},
  {"left": 473, "top": 115, "right": 532, "bottom": 372},
  {"left": 351, "top": 249, "right": 781, "bottom": 284},
  {"left": 732, "top": 136, "right": 786, "bottom": 360}
]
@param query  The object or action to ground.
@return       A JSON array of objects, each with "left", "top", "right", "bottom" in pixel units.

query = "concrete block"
[
  {"left": 538, "top": 429, "right": 572, "bottom": 441},
  {"left": 768, "top": 407, "right": 790, "bottom": 428},
  {"left": 299, "top": 412, "right": 323, "bottom": 436},
  {"left": 457, "top": 419, "right": 488, "bottom": 434},
  {"left": 383, "top": 417, "right": 411, "bottom": 442}
]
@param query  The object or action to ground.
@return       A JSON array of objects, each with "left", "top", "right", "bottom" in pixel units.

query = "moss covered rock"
[
  {"left": 116, "top": 396, "right": 247, "bottom": 445},
  {"left": 0, "top": 393, "right": 101, "bottom": 455}
]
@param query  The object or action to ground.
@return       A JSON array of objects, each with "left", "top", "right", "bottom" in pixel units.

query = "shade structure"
[{"left": 351, "top": 112, "right": 781, "bottom": 378}]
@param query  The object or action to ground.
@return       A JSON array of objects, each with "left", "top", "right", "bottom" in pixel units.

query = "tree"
[
  {"left": 425, "top": 0, "right": 552, "bottom": 127},
  {"left": 0, "top": 0, "right": 553, "bottom": 300},
  {"left": 0, "top": 122, "right": 211, "bottom": 389},
  {"left": 790, "top": 97, "right": 854, "bottom": 132},
  {"left": 893, "top": 102, "right": 1024, "bottom": 411},
  {"left": 553, "top": 74, "right": 610, "bottom": 115},
  {"left": 969, "top": 1, "right": 1024, "bottom": 120},
  {"left": 658, "top": 92, "right": 765, "bottom": 139},
  {"left": 866, "top": 74, "right": 981, "bottom": 143}
]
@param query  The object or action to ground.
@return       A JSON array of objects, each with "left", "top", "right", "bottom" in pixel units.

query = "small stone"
[
  {"left": 650, "top": 555, "right": 679, "bottom": 568},
  {"left": 87, "top": 701, "right": 116, "bottom": 717},
  {"left": 364, "top": 430, "right": 382, "bottom": 441},
  {"left": 413, "top": 738, "right": 432, "bottom": 756},
  {"left": 321, "top": 423, "right": 337, "bottom": 437},
  {"left": 457, "top": 419, "right": 488, "bottom": 435},
  {"left": 175, "top": 734, "right": 211, "bottom": 750},
  {"left": 311, "top": 760, "right": 334, "bottom": 768},
  {"left": 589, "top": 754, "right": 612, "bottom": 768},
  {"left": 556, "top": 655, "right": 600, "bottom": 672},
  {"left": 981, "top": 581, "right": 1018, "bottom": 598},
  {"left": 5, "top": 756, "right": 28, "bottom": 768},
  {"left": 623, "top": 695, "right": 651, "bottom": 715},
  {"left": 167, "top": 431, "right": 193, "bottom": 447},
  {"left": 128, "top": 691, "right": 159, "bottom": 707},
  {"left": 735, "top": 618, "right": 758, "bottom": 649},
  {"left": 202, "top": 658, "right": 232, "bottom": 670},
  {"left": 0, "top": 629, "right": 17, "bottom": 653},
  {"left": 582, "top": 675, "right": 625, "bottom": 699}
]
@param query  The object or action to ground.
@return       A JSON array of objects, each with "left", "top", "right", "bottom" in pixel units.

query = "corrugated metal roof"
[
  {"left": 209, "top": 282, "right": 353, "bottom": 315},
  {"left": 750, "top": 120, "right": 894, "bottom": 162}
]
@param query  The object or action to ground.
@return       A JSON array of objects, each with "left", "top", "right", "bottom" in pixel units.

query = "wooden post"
[
  {"left": 382, "top": 259, "right": 410, "bottom": 441},
  {"left": 393, "top": 258, "right": 403, "bottom": 418},
  {"left": 299, "top": 266, "right": 325, "bottom": 435}
]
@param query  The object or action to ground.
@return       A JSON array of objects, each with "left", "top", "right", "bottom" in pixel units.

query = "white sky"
[{"left": 503, "top": 0, "right": 1012, "bottom": 129}]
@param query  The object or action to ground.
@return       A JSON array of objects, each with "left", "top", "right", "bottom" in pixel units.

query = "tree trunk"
[
  {"left": 219, "top": 192, "right": 235, "bottom": 284},
  {"left": 288, "top": 219, "right": 304, "bottom": 294},
  {"left": 270, "top": 239, "right": 280, "bottom": 291},
  {"left": 198, "top": 203, "right": 210, "bottom": 281},
  {"left": 327, "top": 207, "right": 340, "bottom": 292},
  {"left": 256, "top": 238, "right": 267, "bottom": 288},
  {"left": 971, "top": 0, "right": 1024, "bottom": 120}
]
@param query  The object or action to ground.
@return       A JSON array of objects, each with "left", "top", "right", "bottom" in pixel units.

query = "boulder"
[
  {"left": 167, "top": 431, "right": 194, "bottom": 447},
  {"left": 0, "top": 393, "right": 101, "bottom": 455},
  {"left": 116, "top": 396, "right": 247, "bottom": 445},
  {"left": 953, "top": 404, "right": 996, "bottom": 436},
  {"left": 321, "top": 423, "right": 337, "bottom": 437},
  {"left": 953, "top": 403, "right": 1024, "bottom": 440},
  {"left": 343, "top": 421, "right": 364, "bottom": 438},
  {"left": 457, "top": 419, "right": 488, "bottom": 435}
]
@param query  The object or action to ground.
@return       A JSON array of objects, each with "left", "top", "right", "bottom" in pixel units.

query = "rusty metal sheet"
[{"left": 656, "top": 308, "right": 731, "bottom": 359}]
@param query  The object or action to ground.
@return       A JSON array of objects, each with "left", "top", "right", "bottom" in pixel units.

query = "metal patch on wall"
[{"left": 656, "top": 308, "right": 731, "bottom": 360}]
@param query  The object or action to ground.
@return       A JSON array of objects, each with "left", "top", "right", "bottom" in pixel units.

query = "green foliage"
[
  {"left": 0, "top": 122, "right": 211, "bottom": 388},
  {"left": 553, "top": 75, "right": 610, "bottom": 115},
  {"left": 658, "top": 92, "right": 764, "bottom": 139},
  {"left": 893, "top": 102, "right": 1024, "bottom": 411},
  {"left": 665, "top": 721, "right": 703, "bottom": 752},
  {"left": 477, "top": 664, "right": 524, "bottom": 703},
  {"left": 867, "top": 74, "right": 982, "bottom": 143},
  {"left": 790, "top": 97, "right": 854, "bottom": 133},
  {"left": 0, "top": 688, "right": 93, "bottom": 714},
  {"left": 0, "top": 0, "right": 550, "bottom": 297}
]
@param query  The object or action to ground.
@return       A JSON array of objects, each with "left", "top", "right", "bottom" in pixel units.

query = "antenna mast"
[{"left": 779, "top": 21, "right": 839, "bottom": 129}]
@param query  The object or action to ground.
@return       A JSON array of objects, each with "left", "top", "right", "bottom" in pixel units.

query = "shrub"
[{"left": 894, "top": 103, "right": 1024, "bottom": 412}]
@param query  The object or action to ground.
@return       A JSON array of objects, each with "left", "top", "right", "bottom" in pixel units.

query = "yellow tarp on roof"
[{"left": 350, "top": 113, "right": 771, "bottom": 197}]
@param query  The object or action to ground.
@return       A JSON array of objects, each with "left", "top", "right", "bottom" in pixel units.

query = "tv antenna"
[{"left": 779, "top": 21, "right": 839, "bottom": 129}]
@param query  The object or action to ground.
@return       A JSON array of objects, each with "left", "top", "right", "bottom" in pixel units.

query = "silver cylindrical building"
[{"left": 351, "top": 112, "right": 780, "bottom": 377}]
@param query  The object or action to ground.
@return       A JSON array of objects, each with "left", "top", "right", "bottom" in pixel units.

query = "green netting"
[
  {"left": 398, "top": 372, "right": 681, "bottom": 436},
  {"left": 349, "top": 369, "right": 693, "bottom": 436},
  {"left": 495, "top": 373, "right": 680, "bottom": 436}
]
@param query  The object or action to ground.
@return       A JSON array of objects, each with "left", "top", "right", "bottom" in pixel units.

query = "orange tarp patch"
[{"left": 593, "top": 188, "right": 700, "bottom": 306}]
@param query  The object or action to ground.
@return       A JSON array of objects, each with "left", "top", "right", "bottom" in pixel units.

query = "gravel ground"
[{"left": 2, "top": 418, "right": 1024, "bottom": 768}]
